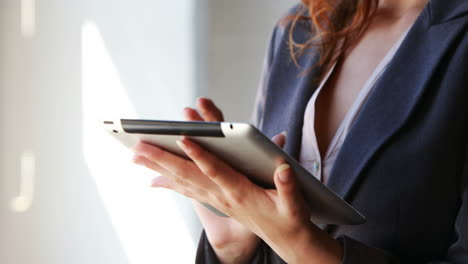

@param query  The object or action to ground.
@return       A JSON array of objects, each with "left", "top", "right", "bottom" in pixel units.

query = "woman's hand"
[
  {"left": 184, "top": 98, "right": 260, "bottom": 263},
  {"left": 132, "top": 98, "right": 343, "bottom": 264}
]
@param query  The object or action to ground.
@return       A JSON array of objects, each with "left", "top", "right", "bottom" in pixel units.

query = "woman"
[{"left": 133, "top": 0, "right": 468, "bottom": 263}]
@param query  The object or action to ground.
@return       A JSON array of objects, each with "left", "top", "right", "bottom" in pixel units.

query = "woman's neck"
[{"left": 378, "top": 0, "right": 429, "bottom": 16}]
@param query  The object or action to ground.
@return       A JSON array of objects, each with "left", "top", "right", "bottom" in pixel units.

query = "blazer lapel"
[
  {"left": 261, "top": 21, "right": 321, "bottom": 157},
  {"left": 326, "top": 2, "right": 468, "bottom": 202}
]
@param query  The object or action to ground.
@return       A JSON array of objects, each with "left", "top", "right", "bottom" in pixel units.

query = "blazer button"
[{"left": 312, "top": 161, "right": 320, "bottom": 175}]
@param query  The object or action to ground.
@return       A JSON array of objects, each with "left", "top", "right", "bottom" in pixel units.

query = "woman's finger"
[
  {"left": 151, "top": 176, "right": 198, "bottom": 199},
  {"left": 274, "top": 163, "right": 304, "bottom": 216},
  {"left": 133, "top": 154, "right": 171, "bottom": 175},
  {"left": 183, "top": 107, "right": 204, "bottom": 121},
  {"left": 151, "top": 175, "right": 173, "bottom": 187},
  {"left": 271, "top": 131, "right": 287, "bottom": 148},
  {"left": 196, "top": 97, "right": 224, "bottom": 122},
  {"left": 133, "top": 142, "right": 200, "bottom": 184},
  {"left": 134, "top": 154, "right": 191, "bottom": 189},
  {"left": 176, "top": 138, "right": 247, "bottom": 191},
  {"left": 134, "top": 154, "right": 209, "bottom": 200}
]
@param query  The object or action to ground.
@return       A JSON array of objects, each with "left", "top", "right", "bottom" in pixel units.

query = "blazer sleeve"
[
  {"left": 336, "top": 140, "right": 468, "bottom": 264},
  {"left": 250, "top": 24, "right": 280, "bottom": 129}
]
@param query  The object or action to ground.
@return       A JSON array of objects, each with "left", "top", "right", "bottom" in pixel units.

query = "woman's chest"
[{"left": 314, "top": 19, "right": 416, "bottom": 154}]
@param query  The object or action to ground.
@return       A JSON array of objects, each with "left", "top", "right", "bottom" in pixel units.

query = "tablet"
[{"left": 103, "top": 119, "right": 365, "bottom": 225}]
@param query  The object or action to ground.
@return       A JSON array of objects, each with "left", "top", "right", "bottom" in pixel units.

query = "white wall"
[
  {"left": 197, "top": 0, "right": 297, "bottom": 122},
  {"left": 0, "top": 1, "right": 297, "bottom": 263},
  {"left": 1, "top": 1, "right": 196, "bottom": 263},
  {"left": 0, "top": 0, "right": 129, "bottom": 263}
]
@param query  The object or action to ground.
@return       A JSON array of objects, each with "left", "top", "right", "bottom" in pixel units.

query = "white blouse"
[{"left": 299, "top": 25, "right": 413, "bottom": 184}]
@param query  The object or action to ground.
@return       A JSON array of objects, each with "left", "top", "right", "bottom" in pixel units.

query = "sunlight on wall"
[
  {"left": 20, "top": 0, "right": 36, "bottom": 38},
  {"left": 9, "top": 150, "right": 36, "bottom": 213},
  {"left": 81, "top": 21, "right": 195, "bottom": 264}
]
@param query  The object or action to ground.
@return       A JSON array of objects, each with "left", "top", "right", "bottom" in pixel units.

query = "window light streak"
[
  {"left": 81, "top": 21, "right": 195, "bottom": 264},
  {"left": 21, "top": 0, "right": 36, "bottom": 38},
  {"left": 10, "top": 150, "right": 36, "bottom": 213}
]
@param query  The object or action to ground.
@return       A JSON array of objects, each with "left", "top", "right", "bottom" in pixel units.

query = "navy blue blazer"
[{"left": 197, "top": 0, "right": 468, "bottom": 263}]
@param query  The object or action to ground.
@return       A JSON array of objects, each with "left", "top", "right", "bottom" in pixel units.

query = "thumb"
[
  {"left": 271, "top": 131, "right": 287, "bottom": 148},
  {"left": 274, "top": 163, "right": 302, "bottom": 215}
]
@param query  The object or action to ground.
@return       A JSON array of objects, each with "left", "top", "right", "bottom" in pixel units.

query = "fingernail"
[
  {"left": 277, "top": 164, "right": 290, "bottom": 183},
  {"left": 131, "top": 145, "right": 141, "bottom": 154},
  {"left": 280, "top": 131, "right": 287, "bottom": 137},
  {"left": 151, "top": 177, "right": 162, "bottom": 187},
  {"left": 176, "top": 139, "right": 188, "bottom": 151},
  {"left": 132, "top": 154, "right": 143, "bottom": 165},
  {"left": 131, "top": 142, "right": 144, "bottom": 153}
]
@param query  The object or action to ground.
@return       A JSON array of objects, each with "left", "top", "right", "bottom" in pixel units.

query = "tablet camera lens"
[{"left": 230, "top": 124, "right": 233, "bottom": 129}]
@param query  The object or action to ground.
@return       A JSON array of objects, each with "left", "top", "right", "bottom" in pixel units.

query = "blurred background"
[{"left": 0, "top": 0, "right": 296, "bottom": 263}]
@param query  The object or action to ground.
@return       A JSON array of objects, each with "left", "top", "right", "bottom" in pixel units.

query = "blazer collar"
[
  {"left": 429, "top": 0, "right": 468, "bottom": 25},
  {"left": 325, "top": 3, "right": 468, "bottom": 202}
]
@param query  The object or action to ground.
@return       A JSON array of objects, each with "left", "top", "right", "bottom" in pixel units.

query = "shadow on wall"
[
  {"left": 0, "top": 0, "right": 130, "bottom": 263},
  {"left": 1, "top": 0, "right": 199, "bottom": 263}
]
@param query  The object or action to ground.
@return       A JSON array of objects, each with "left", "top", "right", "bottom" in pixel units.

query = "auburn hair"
[{"left": 289, "top": 0, "right": 379, "bottom": 81}]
